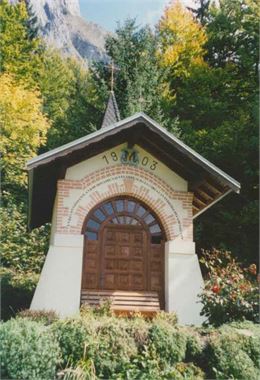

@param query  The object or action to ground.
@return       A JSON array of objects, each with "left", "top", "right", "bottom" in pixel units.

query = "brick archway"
[{"left": 56, "top": 165, "right": 193, "bottom": 241}]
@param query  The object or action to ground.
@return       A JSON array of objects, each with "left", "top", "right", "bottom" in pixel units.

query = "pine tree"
[
  {"left": 0, "top": 0, "right": 43, "bottom": 85},
  {"left": 91, "top": 19, "right": 178, "bottom": 133}
]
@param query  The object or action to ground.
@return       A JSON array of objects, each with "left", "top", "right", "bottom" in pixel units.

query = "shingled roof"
[{"left": 101, "top": 91, "right": 121, "bottom": 128}]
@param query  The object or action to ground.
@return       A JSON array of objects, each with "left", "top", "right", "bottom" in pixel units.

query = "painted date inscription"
[{"left": 102, "top": 148, "right": 158, "bottom": 171}]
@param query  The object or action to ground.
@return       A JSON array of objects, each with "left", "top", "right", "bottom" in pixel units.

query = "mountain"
[{"left": 11, "top": 0, "right": 109, "bottom": 64}]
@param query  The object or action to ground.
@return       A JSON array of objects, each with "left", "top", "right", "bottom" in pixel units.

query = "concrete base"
[
  {"left": 165, "top": 240, "right": 205, "bottom": 325},
  {"left": 30, "top": 234, "right": 84, "bottom": 317}
]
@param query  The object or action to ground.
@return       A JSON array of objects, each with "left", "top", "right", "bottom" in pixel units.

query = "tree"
[
  {"left": 204, "top": 0, "right": 259, "bottom": 80},
  {"left": 0, "top": 74, "right": 50, "bottom": 192},
  {"left": 158, "top": 0, "right": 207, "bottom": 78},
  {"left": 0, "top": 0, "right": 43, "bottom": 86},
  {"left": 158, "top": 0, "right": 259, "bottom": 262},
  {"left": 92, "top": 19, "right": 178, "bottom": 132},
  {"left": 43, "top": 57, "right": 99, "bottom": 150}
]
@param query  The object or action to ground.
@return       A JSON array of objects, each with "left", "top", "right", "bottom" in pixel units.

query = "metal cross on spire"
[
  {"left": 100, "top": 60, "right": 121, "bottom": 128},
  {"left": 106, "top": 59, "right": 120, "bottom": 92},
  {"left": 110, "top": 59, "right": 115, "bottom": 92}
]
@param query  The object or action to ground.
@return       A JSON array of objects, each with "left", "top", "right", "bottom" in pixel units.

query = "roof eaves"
[
  {"left": 26, "top": 113, "right": 143, "bottom": 169},
  {"left": 26, "top": 111, "right": 241, "bottom": 193},
  {"left": 138, "top": 113, "right": 241, "bottom": 193}
]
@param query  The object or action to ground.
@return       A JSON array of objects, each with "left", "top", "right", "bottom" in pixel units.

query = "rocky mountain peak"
[{"left": 11, "top": 0, "right": 109, "bottom": 64}]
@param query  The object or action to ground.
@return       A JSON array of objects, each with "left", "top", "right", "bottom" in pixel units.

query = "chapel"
[{"left": 26, "top": 91, "right": 240, "bottom": 325}]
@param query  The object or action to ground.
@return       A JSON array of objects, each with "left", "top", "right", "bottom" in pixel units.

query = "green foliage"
[
  {"left": 125, "top": 316, "right": 150, "bottom": 349},
  {"left": 0, "top": 318, "right": 61, "bottom": 380},
  {"left": 1, "top": 196, "right": 49, "bottom": 272},
  {"left": 93, "top": 317, "right": 137, "bottom": 378},
  {"left": 199, "top": 249, "right": 259, "bottom": 326},
  {"left": 0, "top": 0, "right": 43, "bottom": 85},
  {"left": 205, "top": 0, "right": 259, "bottom": 80},
  {"left": 167, "top": 362, "right": 205, "bottom": 380},
  {"left": 164, "top": 0, "right": 259, "bottom": 263},
  {"left": 17, "top": 309, "right": 59, "bottom": 325},
  {"left": 92, "top": 19, "right": 178, "bottom": 133},
  {"left": 37, "top": 53, "right": 98, "bottom": 150},
  {"left": 153, "top": 310, "right": 178, "bottom": 325},
  {"left": 1, "top": 267, "right": 38, "bottom": 321},
  {"left": 1, "top": 313, "right": 260, "bottom": 379},
  {"left": 148, "top": 320, "right": 187, "bottom": 365},
  {"left": 52, "top": 318, "right": 95, "bottom": 366},
  {"left": 185, "top": 332, "right": 204, "bottom": 363},
  {"left": 205, "top": 328, "right": 260, "bottom": 379},
  {"left": 1, "top": 194, "right": 49, "bottom": 320}
]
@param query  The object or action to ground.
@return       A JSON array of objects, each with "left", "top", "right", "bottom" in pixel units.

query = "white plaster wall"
[
  {"left": 65, "top": 144, "right": 187, "bottom": 192},
  {"left": 50, "top": 195, "right": 58, "bottom": 245},
  {"left": 165, "top": 240, "right": 205, "bottom": 325},
  {"left": 30, "top": 234, "right": 84, "bottom": 317}
]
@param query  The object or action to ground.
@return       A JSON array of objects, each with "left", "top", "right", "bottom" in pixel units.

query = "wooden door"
[
  {"left": 101, "top": 225, "right": 147, "bottom": 291},
  {"left": 81, "top": 197, "right": 165, "bottom": 309}
]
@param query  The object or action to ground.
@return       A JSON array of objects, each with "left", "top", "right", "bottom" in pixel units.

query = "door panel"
[
  {"left": 82, "top": 240, "right": 99, "bottom": 289},
  {"left": 101, "top": 226, "right": 147, "bottom": 291}
]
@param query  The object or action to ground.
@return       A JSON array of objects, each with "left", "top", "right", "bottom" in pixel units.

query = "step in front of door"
[{"left": 81, "top": 290, "right": 161, "bottom": 313}]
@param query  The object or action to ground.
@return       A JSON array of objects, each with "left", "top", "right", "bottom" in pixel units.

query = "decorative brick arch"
[{"left": 56, "top": 165, "right": 193, "bottom": 241}]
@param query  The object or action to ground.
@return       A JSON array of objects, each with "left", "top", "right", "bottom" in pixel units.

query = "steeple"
[{"left": 101, "top": 90, "right": 121, "bottom": 128}]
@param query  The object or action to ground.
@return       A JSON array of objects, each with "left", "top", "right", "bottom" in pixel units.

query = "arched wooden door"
[{"left": 82, "top": 197, "right": 165, "bottom": 308}]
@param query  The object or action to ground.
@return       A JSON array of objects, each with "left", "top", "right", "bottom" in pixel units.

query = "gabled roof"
[
  {"left": 101, "top": 91, "right": 121, "bottom": 128},
  {"left": 26, "top": 112, "right": 240, "bottom": 229}
]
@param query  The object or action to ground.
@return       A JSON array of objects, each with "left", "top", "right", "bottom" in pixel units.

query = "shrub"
[
  {"left": 0, "top": 318, "right": 60, "bottom": 380},
  {"left": 148, "top": 320, "right": 187, "bottom": 366},
  {"left": 93, "top": 317, "right": 137, "bottom": 378},
  {"left": 199, "top": 249, "right": 259, "bottom": 326},
  {"left": 57, "top": 358, "right": 96, "bottom": 380},
  {"left": 0, "top": 267, "right": 38, "bottom": 321},
  {"left": 52, "top": 317, "right": 95, "bottom": 366},
  {"left": 153, "top": 310, "right": 178, "bottom": 325},
  {"left": 80, "top": 299, "right": 113, "bottom": 318},
  {"left": 185, "top": 332, "right": 203, "bottom": 363},
  {"left": 205, "top": 328, "right": 260, "bottom": 379},
  {"left": 110, "top": 346, "right": 163, "bottom": 380},
  {"left": 17, "top": 309, "right": 59, "bottom": 325},
  {"left": 125, "top": 316, "right": 150, "bottom": 349},
  {"left": 168, "top": 362, "right": 205, "bottom": 380}
]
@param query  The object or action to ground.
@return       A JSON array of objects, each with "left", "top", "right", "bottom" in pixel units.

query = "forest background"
[{"left": 0, "top": 0, "right": 259, "bottom": 318}]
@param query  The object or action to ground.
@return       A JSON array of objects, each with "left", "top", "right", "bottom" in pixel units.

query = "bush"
[
  {"left": 17, "top": 309, "right": 59, "bottom": 325},
  {"left": 126, "top": 317, "right": 150, "bottom": 349},
  {"left": 0, "top": 267, "right": 38, "bottom": 321},
  {"left": 185, "top": 331, "right": 203, "bottom": 363},
  {"left": 168, "top": 362, "right": 205, "bottom": 380},
  {"left": 148, "top": 320, "right": 187, "bottom": 366},
  {"left": 52, "top": 317, "right": 95, "bottom": 366},
  {"left": 205, "top": 328, "right": 260, "bottom": 379},
  {"left": 93, "top": 317, "right": 137, "bottom": 378},
  {"left": 199, "top": 249, "right": 259, "bottom": 326},
  {"left": 153, "top": 310, "right": 178, "bottom": 325},
  {"left": 0, "top": 318, "right": 60, "bottom": 380}
]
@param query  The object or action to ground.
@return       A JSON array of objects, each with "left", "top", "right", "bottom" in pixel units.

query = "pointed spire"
[{"left": 101, "top": 90, "right": 121, "bottom": 128}]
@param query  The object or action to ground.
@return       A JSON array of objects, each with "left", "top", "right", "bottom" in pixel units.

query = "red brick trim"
[{"left": 56, "top": 165, "right": 193, "bottom": 241}]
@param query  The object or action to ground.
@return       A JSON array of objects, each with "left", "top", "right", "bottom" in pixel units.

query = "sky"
[{"left": 79, "top": 0, "right": 197, "bottom": 32}]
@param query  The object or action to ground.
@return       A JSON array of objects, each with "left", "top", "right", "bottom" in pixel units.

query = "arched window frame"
[{"left": 82, "top": 197, "right": 165, "bottom": 244}]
